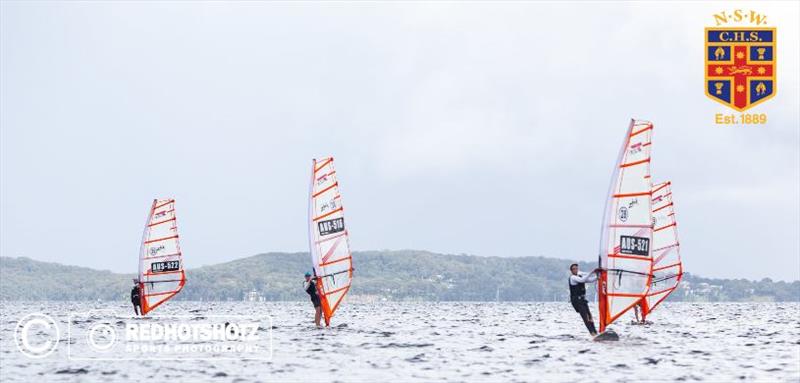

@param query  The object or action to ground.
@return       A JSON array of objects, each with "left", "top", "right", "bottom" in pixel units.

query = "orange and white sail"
[
  {"left": 639, "top": 181, "right": 683, "bottom": 319},
  {"left": 308, "top": 157, "right": 354, "bottom": 326},
  {"left": 138, "top": 198, "right": 186, "bottom": 315},
  {"left": 597, "top": 119, "right": 654, "bottom": 333}
]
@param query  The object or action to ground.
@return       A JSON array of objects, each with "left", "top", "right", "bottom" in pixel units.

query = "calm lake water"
[{"left": 1, "top": 301, "right": 798, "bottom": 382}]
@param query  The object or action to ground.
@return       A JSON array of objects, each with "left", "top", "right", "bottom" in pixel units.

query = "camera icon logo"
[
  {"left": 87, "top": 323, "right": 117, "bottom": 351},
  {"left": 14, "top": 313, "right": 60, "bottom": 359}
]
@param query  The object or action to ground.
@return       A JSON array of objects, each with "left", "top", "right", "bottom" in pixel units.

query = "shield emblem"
[{"left": 705, "top": 28, "right": 776, "bottom": 111}]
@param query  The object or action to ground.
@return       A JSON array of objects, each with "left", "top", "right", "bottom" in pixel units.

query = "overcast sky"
[{"left": 2, "top": 2, "right": 798, "bottom": 281}]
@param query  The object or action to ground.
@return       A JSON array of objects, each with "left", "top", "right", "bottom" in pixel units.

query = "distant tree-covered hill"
[{"left": 1, "top": 251, "right": 798, "bottom": 302}]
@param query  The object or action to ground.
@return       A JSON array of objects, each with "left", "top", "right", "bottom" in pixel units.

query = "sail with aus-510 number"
[{"left": 308, "top": 157, "right": 354, "bottom": 326}]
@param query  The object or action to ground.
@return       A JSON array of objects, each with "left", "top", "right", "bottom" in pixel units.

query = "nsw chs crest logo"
[{"left": 705, "top": 27, "right": 776, "bottom": 111}]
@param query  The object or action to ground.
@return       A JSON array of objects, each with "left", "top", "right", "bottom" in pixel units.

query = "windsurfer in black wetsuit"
[
  {"left": 131, "top": 279, "right": 142, "bottom": 316},
  {"left": 569, "top": 264, "right": 600, "bottom": 336},
  {"left": 304, "top": 272, "right": 323, "bottom": 328}
]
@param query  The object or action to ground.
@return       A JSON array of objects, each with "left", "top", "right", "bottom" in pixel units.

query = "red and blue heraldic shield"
[{"left": 705, "top": 28, "right": 776, "bottom": 111}]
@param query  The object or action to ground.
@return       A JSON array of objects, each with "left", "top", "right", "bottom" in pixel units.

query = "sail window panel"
[
  {"left": 146, "top": 217, "right": 177, "bottom": 237},
  {"left": 314, "top": 171, "right": 336, "bottom": 190},
  {"left": 618, "top": 165, "right": 651, "bottom": 195},
  {"left": 320, "top": 257, "right": 351, "bottom": 281},
  {"left": 606, "top": 265, "right": 649, "bottom": 294},
  {"left": 609, "top": 295, "right": 639, "bottom": 319},
  {"left": 313, "top": 197, "right": 342, "bottom": 221},
  {"left": 150, "top": 208, "right": 175, "bottom": 223},
  {"left": 625, "top": 129, "right": 652, "bottom": 163},
  {"left": 611, "top": 195, "right": 651, "bottom": 227},
  {"left": 144, "top": 240, "right": 180, "bottom": 259}
]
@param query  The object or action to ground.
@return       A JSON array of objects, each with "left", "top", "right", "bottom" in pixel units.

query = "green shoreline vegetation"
[{"left": 1, "top": 251, "right": 797, "bottom": 302}]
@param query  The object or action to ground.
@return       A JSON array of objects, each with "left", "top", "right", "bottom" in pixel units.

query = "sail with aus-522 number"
[
  {"left": 138, "top": 198, "right": 186, "bottom": 315},
  {"left": 308, "top": 157, "right": 354, "bottom": 326}
]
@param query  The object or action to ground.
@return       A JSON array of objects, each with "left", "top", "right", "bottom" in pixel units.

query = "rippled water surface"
[{"left": 1, "top": 302, "right": 799, "bottom": 382}]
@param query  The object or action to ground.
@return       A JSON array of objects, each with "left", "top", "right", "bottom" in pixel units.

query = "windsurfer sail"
[
  {"left": 597, "top": 119, "right": 654, "bottom": 333},
  {"left": 308, "top": 157, "right": 354, "bottom": 326},
  {"left": 637, "top": 181, "right": 683, "bottom": 321},
  {"left": 137, "top": 198, "right": 186, "bottom": 315}
]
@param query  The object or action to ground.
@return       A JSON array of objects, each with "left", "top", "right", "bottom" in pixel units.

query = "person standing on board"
[
  {"left": 304, "top": 272, "right": 323, "bottom": 328},
  {"left": 569, "top": 264, "right": 600, "bottom": 336},
  {"left": 130, "top": 279, "right": 142, "bottom": 316},
  {"left": 633, "top": 303, "right": 647, "bottom": 324}
]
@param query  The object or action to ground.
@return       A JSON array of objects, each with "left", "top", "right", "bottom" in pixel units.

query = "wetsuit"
[
  {"left": 304, "top": 279, "right": 321, "bottom": 308},
  {"left": 131, "top": 285, "right": 141, "bottom": 315},
  {"left": 569, "top": 272, "right": 598, "bottom": 335}
]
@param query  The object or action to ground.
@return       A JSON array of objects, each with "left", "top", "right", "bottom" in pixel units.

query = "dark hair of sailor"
[{"left": 569, "top": 263, "right": 579, "bottom": 269}]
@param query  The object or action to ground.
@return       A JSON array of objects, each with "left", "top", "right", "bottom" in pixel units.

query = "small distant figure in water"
[
  {"left": 131, "top": 279, "right": 142, "bottom": 316},
  {"left": 569, "top": 263, "right": 600, "bottom": 336},
  {"left": 633, "top": 303, "right": 650, "bottom": 325},
  {"left": 304, "top": 272, "right": 323, "bottom": 328}
]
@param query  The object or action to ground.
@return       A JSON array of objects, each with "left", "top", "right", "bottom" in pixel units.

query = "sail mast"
[
  {"left": 308, "top": 160, "right": 319, "bottom": 277},
  {"left": 138, "top": 199, "right": 157, "bottom": 284}
]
